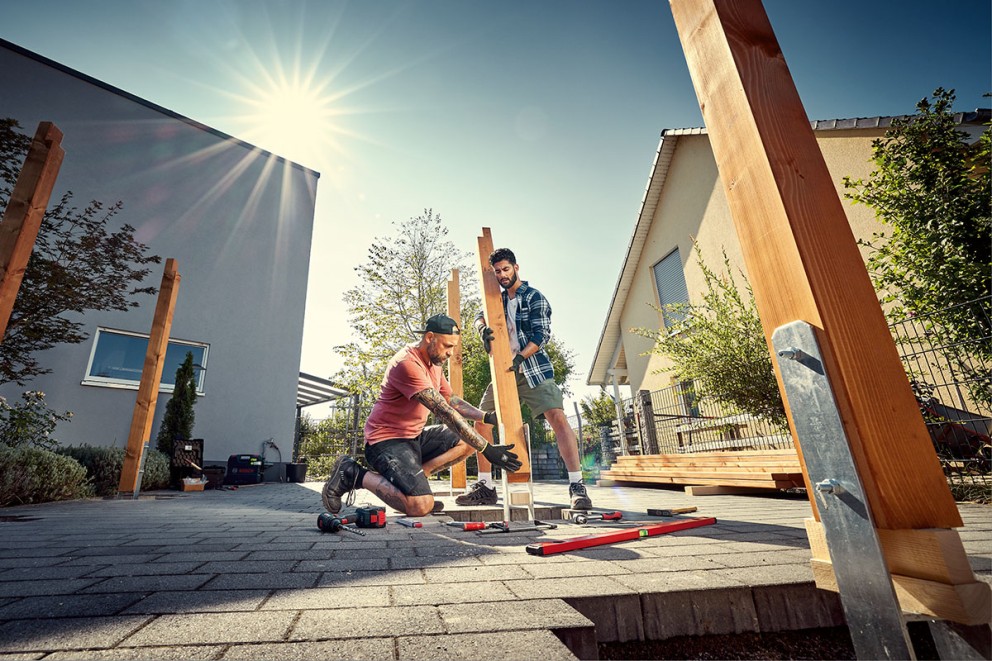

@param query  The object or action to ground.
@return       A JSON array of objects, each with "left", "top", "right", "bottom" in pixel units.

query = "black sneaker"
[
  {"left": 455, "top": 481, "right": 498, "bottom": 506},
  {"left": 569, "top": 482, "right": 593, "bottom": 510},
  {"left": 322, "top": 456, "right": 360, "bottom": 513}
]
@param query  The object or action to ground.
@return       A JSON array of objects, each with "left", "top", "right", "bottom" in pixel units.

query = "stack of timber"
[{"left": 598, "top": 449, "right": 804, "bottom": 491}]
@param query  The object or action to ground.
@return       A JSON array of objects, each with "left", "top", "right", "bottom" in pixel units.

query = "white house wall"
[{"left": 0, "top": 42, "right": 318, "bottom": 464}]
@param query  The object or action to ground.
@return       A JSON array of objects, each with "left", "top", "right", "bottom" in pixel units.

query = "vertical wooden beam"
[
  {"left": 669, "top": 0, "right": 959, "bottom": 531},
  {"left": 0, "top": 122, "right": 64, "bottom": 339},
  {"left": 477, "top": 228, "right": 531, "bottom": 481},
  {"left": 447, "top": 268, "right": 467, "bottom": 489},
  {"left": 118, "top": 258, "right": 181, "bottom": 494}
]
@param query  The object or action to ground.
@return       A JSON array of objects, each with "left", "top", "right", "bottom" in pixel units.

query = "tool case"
[{"left": 225, "top": 454, "right": 264, "bottom": 485}]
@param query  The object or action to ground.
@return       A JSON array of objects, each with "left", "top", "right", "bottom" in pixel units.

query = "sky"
[{"left": 2, "top": 0, "right": 990, "bottom": 413}]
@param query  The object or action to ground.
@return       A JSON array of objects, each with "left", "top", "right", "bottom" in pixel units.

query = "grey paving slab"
[
  {"left": 201, "top": 572, "right": 319, "bottom": 590},
  {"left": 0, "top": 565, "right": 98, "bottom": 581},
  {"left": 612, "top": 569, "right": 747, "bottom": 593},
  {"left": 0, "top": 578, "right": 104, "bottom": 598},
  {"left": 317, "top": 569, "right": 426, "bottom": 587},
  {"left": 296, "top": 558, "right": 390, "bottom": 572},
  {"left": 79, "top": 575, "right": 213, "bottom": 594},
  {"left": 84, "top": 562, "right": 206, "bottom": 577},
  {"left": 125, "top": 611, "right": 297, "bottom": 646},
  {"left": 151, "top": 551, "right": 249, "bottom": 563},
  {"left": 711, "top": 563, "right": 816, "bottom": 586},
  {"left": 261, "top": 586, "right": 391, "bottom": 610},
  {"left": 0, "top": 593, "right": 143, "bottom": 619},
  {"left": 220, "top": 639, "right": 396, "bottom": 660},
  {"left": 193, "top": 560, "right": 298, "bottom": 574},
  {"left": 290, "top": 605, "right": 445, "bottom": 639},
  {"left": 422, "top": 564, "right": 532, "bottom": 583},
  {"left": 520, "top": 559, "right": 632, "bottom": 579},
  {"left": 439, "top": 598, "right": 593, "bottom": 633},
  {"left": 59, "top": 555, "right": 166, "bottom": 566},
  {"left": 0, "top": 557, "right": 71, "bottom": 569},
  {"left": 0, "top": 616, "right": 151, "bottom": 653},
  {"left": 505, "top": 575, "right": 637, "bottom": 600},
  {"left": 391, "top": 581, "right": 519, "bottom": 606},
  {"left": 390, "top": 555, "right": 483, "bottom": 569},
  {"left": 121, "top": 589, "right": 270, "bottom": 614},
  {"left": 43, "top": 646, "right": 224, "bottom": 660},
  {"left": 397, "top": 630, "right": 578, "bottom": 660}
]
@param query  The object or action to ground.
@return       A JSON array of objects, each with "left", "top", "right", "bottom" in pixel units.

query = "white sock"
[
  {"left": 478, "top": 472, "right": 493, "bottom": 487},
  {"left": 568, "top": 471, "right": 583, "bottom": 484}
]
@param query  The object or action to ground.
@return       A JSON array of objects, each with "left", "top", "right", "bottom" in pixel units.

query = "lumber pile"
[{"left": 598, "top": 449, "right": 804, "bottom": 492}]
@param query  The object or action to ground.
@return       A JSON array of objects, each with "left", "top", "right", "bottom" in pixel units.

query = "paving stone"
[
  {"left": 0, "top": 593, "right": 143, "bottom": 619},
  {"left": 125, "top": 611, "right": 296, "bottom": 646},
  {"left": 0, "top": 578, "right": 104, "bottom": 598},
  {"left": 520, "top": 560, "right": 631, "bottom": 579},
  {"left": 505, "top": 575, "right": 636, "bottom": 600},
  {"left": 151, "top": 545, "right": 245, "bottom": 554},
  {"left": 65, "top": 546, "right": 162, "bottom": 557},
  {"left": 296, "top": 558, "right": 389, "bottom": 572},
  {"left": 60, "top": 555, "right": 166, "bottom": 566},
  {"left": 391, "top": 581, "right": 518, "bottom": 606},
  {"left": 0, "top": 565, "right": 98, "bottom": 581},
  {"left": 390, "top": 555, "right": 483, "bottom": 570},
  {"left": 84, "top": 562, "right": 205, "bottom": 577},
  {"left": 439, "top": 598, "right": 592, "bottom": 633},
  {"left": 122, "top": 589, "right": 270, "bottom": 614},
  {"left": 0, "top": 616, "right": 150, "bottom": 653},
  {"left": 706, "top": 548, "right": 812, "bottom": 569},
  {"left": 42, "top": 645, "right": 223, "bottom": 660},
  {"left": 612, "top": 569, "right": 747, "bottom": 593},
  {"left": 220, "top": 639, "right": 395, "bottom": 660},
  {"left": 193, "top": 560, "right": 298, "bottom": 574},
  {"left": 0, "top": 549, "right": 69, "bottom": 559},
  {"left": 422, "top": 564, "right": 531, "bottom": 584},
  {"left": 243, "top": 549, "right": 332, "bottom": 561},
  {"left": 640, "top": 586, "right": 760, "bottom": 639},
  {"left": 80, "top": 575, "right": 212, "bottom": 594},
  {"left": 564, "top": 593, "right": 645, "bottom": 643},
  {"left": 151, "top": 552, "right": 249, "bottom": 563},
  {"left": 261, "top": 586, "right": 391, "bottom": 610},
  {"left": 201, "top": 572, "right": 319, "bottom": 591},
  {"left": 711, "top": 563, "right": 815, "bottom": 586},
  {"left": 290, "top": 605, "right": 444, "bottom": 639},
  {"left": 317, "top": 569, "right": 425, "bottom": 587},
  {"left": 751, "top": 582, "right": 846, "bottom": 631},
  {"left": 0, "top": 557, "right": 71, "bottom": 569},
  {"left": 397, "top": 630, "right": 578, "bottom": 660},
  {"left": 0, "top": 652, "right": 43, "bottom": 660}
]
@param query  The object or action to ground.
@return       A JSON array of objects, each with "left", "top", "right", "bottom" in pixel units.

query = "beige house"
[{"left": 588, "top": 112, "right": 989, "bottom": 400}]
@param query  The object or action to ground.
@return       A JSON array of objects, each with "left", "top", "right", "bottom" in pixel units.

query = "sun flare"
[{"left": 243, "top": 78, "right": 340, "bottom": 171}]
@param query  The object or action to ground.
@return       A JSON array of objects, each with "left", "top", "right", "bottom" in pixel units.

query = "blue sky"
[{"left": 2, "top": 0, "right": 990, "bottom": 408}]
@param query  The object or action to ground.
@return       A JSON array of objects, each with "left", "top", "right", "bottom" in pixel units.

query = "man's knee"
[{"left": 405, "top": 495, "right": 434, "bottom": 517}]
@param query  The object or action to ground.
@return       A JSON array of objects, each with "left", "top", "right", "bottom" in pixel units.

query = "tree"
[
  {"left": 155, "top": 352, "right": 198, "bottom": 456},
  {"left": 844, "top": 88, "right": 991, "bottom": 406},
  {"left": 333, "top": 209, "right": 480, "bottom": 401},
  {"left": 633, "top": 245, "right": 787, "bottom": 429},
  {"left": 580, "top": 391, "right": 619, "bottom": 428},
  {"left": 0, "top": 118, "right": 161, "bottom": 385}
]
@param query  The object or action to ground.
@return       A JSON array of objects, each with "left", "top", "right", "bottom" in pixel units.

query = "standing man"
[
  {"left": 322, "top": 314, "right": 521, "bottom": 517},
  {"left": 456, "top": 248, "right": 593, "bottom": 510}
]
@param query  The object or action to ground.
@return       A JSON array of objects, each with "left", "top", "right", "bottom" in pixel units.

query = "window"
[
  {"left": 83, "top": 328, "right": 208, "bottom": 393},
  {"left": 652, "top": 248, "right": 690, "bottom": 328}
]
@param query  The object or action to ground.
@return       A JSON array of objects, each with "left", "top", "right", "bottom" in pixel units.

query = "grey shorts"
[
  {"left": 479, "top": 371, "right": 564, "bottom": 418},
  {"left": 364, "top": 425, "right": 460, "bottom": 496}
]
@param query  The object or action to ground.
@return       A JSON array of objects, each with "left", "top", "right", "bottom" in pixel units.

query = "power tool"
[
  {"left": 316, "top": 505, "right": 386, "bottom": 535},
  {"left": 316, "top": 512, "right": 365, "bottom": 536}
]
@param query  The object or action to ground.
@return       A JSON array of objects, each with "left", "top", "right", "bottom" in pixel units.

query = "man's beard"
[{"left": 498, "top": 272, "right": 518, "bottom": 289}]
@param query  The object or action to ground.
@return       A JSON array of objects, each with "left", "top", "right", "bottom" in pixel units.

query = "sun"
[{"left": 241, "top": 77, "right": 342, "bottom": 172}]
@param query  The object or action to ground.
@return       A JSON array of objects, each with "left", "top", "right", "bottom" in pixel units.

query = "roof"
[
  {"left": 586, "top": 110, "right": 991, "bottom": 387},
  {"left": 0, "top": 38, "right": 319, "bottom": 179},
  {"left": 297, "top": 372, "right": 350, "bottom": 409}
]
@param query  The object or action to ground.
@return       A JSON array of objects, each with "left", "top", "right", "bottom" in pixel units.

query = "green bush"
[
  {"left": 0, "top": 390, "right": 72, "bottom": 451},
  {"left": 0, "top": 445, "right": 92, "bottom": 506},
  {"left": 58, "top": 445, "right": 170, "bottom": 496}
]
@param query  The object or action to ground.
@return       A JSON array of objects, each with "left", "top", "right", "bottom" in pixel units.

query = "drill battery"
[{"left": 351, "top": 505, "right": 387, "bottom": 528}]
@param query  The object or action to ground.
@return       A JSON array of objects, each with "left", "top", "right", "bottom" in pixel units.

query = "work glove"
[
  {"left": 482, "top": 443, "right": 522, "bottom": 473},
  {"left": 509, "top": 354, "right": 526, "bottom": 372},
  {"left": 483, "top": 411, "right": 498, "bottom": 426},
  {"left": 478, "top": 325, "right": 495, "bottom": 353}
]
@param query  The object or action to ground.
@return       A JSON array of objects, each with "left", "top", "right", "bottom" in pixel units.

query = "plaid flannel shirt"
[{"left": 477, "top": 281, "right": 555, "bottom": 388}]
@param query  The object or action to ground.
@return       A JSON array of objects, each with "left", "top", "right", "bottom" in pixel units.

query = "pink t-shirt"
[{"left": 364, "top": 344, "right": 452, "bottom": 444}]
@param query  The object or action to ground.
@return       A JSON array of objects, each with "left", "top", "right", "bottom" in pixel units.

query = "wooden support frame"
[
  {"left": 0, "top": 122, "right": 64, "bottom": 339},
  {"left": 670, "top": 0, "right": 985, "bottom": 625},
  {"left": 477, "top": 228, "right": 531, "bottom": 481},
  {"left": 447, "top": 268, "right": 467, "bottom": 490},
  {"left": 118, "top": 258, "right": 181, "bottom": 494}
]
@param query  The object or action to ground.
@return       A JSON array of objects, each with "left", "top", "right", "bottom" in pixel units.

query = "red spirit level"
[{"left": 525, "top": 517, "right": 717, "bottom": 556}]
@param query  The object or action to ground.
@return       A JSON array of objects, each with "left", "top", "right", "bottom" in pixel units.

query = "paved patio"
[{"left": 0, "top": 480, "right": 988, "bottom": 660}]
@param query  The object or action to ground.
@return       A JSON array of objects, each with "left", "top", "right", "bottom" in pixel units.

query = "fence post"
[{"left": 638, "top": 389, "right": 659, "bottom": 455}]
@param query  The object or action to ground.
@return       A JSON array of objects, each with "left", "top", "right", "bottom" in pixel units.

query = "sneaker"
[
  {"left": 322, "top": 456, "right": 360, "bottom": 513},
  {"left": 569, "top": 482, "right": 593, "bottom": 510},
  {"left": 455, "top": 481, "right": 498, "bottom": 506}
]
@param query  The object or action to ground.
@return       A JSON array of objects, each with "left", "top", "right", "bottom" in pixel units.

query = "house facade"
[
  {"left": 588, "top": 113, "right": 989, "bottom": 398},
  {"left": 0, "top": 39, "right": 319, "bottom": 467}
]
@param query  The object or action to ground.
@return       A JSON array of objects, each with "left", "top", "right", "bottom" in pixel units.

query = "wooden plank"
[
  {"left": 669, "top": 0, "right": 960, "bottom": 533},
  {"left": 476, "top": 228, "right": 530, "bottom": 481},
  {"left": 599, "top": 473, "right": 800, "bottom": 490},
  {"left": 446, "top": 268, "right": 467, "bottom": 490},
  {"left": 0, "top": 122, "right": 64, "bottom": 339},
  {"left": 602, "top": 469, "right": 801, "bottom": 481},
  {"left": 118, "top": 258, "right": 181, "bottom": 494},
  {"left": 685, "top": 485, "right": 779, "bottom": 496},
  {"left": 811, "top": 560, "right": 991, "bottom": 626}
]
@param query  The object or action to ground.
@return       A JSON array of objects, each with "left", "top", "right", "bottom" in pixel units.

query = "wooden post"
[
  {"left": 0, "top": 122, "right": 64, "bottom": 339},
  {"left": 447, "top": 268, "right": 468, "bottom": 489},
  {"left": 638, "top": 389, "right": 659, "bottom": 455},
  {"left": 477, "top": 228, "right": 531, "bottom": 481},
  {"left": 118, "top": 258, "right": 181, "bottom": 494},
  {"left": 670, "top": 0, "right": 986, "bottom": 624}
]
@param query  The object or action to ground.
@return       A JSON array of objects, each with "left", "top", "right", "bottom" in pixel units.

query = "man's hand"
[
  {"left": 508, "top": 354, "right": 525, "bottom": 373},
  {"left": 478, "top": 326, "right": 495, "bottom": 353},
  {"left": 481, "top": 443, "right": 522, "bottom": 472},
  {"left": 483, "top": 411, "right": 498, "bottom": 426}
]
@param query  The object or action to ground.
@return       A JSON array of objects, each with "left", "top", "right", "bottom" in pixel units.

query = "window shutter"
[{"left": 653, "top": 249, "right": 690, "bottom": 328}]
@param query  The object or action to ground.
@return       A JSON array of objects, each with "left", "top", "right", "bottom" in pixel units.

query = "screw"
[
  {"left": 778, "top": 347, "right": 802, "bottom": 361},
  {"left": 815, "top": 479, "right": 844, "bottom": 495}
]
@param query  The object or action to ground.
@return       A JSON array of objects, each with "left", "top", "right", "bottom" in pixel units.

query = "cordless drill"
[{"left": 316, "top": 505, "right": 386, "bottom": 535}]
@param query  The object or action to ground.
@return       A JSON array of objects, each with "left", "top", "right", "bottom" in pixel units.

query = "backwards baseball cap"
[{"left": 416, "top": 314, "right": 461, "bottom": 335}]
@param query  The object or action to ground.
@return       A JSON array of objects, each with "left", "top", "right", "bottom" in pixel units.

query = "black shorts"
[{"left": 364, "top": 425, "right": 460, "bottom": 496}]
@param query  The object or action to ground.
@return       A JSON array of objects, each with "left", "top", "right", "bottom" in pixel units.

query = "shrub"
[
  {"left": 0, "top": 391, "right": 72, "bottom": 450},
  {"left": 0, "top": 445, "right": 92, "bottom": 506},
  {"left": 58, "top": 445, "right": 170, "bottom": 496}
]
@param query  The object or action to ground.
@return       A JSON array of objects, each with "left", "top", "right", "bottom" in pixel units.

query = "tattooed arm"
[
  {"left": 413, "top": 389, "right": 489, "bottom": 452},
  {"left": 449, "top": 395, "right": 497, "bottom": 425}
]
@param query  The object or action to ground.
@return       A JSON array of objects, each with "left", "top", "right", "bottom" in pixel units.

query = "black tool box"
[{"left": 225, "top": 454, "right": 264, "bottom": 485}]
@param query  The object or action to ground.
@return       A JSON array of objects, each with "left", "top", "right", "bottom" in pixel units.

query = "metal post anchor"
[{"left": 773, "top": 321, "right": 914, "bottom": 660}]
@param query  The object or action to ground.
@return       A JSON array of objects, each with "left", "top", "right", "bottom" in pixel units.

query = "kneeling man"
[{"left": 322, "top": 314, "right": 521, "bottom": 516}]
